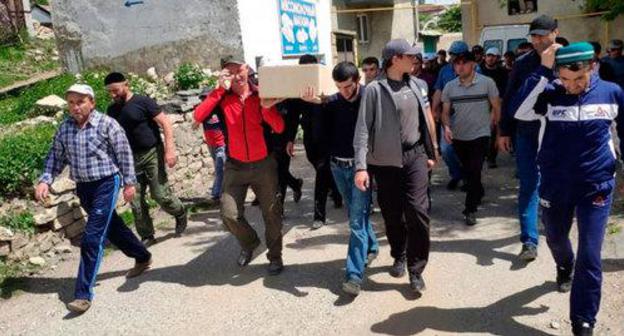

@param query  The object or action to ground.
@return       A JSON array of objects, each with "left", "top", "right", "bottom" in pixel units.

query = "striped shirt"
[
  {"left": 442, "top": 73, "right": 499, "bottom": 141},
  {"left": 39, "top": 111, "right": 137, "bottom": 186}
]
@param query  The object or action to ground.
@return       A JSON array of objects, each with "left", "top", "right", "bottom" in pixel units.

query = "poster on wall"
[{"left": 279, "top": 0, "right": 319, "bottom": 57}]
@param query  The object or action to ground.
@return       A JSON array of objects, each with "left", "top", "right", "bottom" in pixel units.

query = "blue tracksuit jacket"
[{"left": 512, "top": 65, "right": 624, "bottom": 185}]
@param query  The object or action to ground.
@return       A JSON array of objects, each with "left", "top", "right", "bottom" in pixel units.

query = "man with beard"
[{"left": 105, "top": 72, "right": 187, "bottom": 246}]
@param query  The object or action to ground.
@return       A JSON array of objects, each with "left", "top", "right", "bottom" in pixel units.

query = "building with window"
[
  {"left": 461, "top": 0, "right": 623, "bottom": 52},
  {"left": 332, "top": 0, "right": 418, "bottom": 65}
]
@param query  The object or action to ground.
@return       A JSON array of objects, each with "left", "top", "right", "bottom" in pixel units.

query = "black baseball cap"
[
  {"left": 220, "top": 55, "right": 245, "bottom": 69},
  {"left": 382, "top": 39, "right": 420, "bottom": 61},
  {"left": 529, "top": 15, "right": 558, "bottom": 36},
  {"left": 452, "top": 51, "right": 476, "bottom": 63}
]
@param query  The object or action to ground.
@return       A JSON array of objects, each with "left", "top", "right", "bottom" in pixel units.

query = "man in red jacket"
[{"left": 194, "top": 56, "right": 285, "bottom": 275}]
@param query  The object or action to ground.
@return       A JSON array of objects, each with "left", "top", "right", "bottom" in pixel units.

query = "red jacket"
[{"left": 194, "top": 87, "right": 284, "bottom": 162}]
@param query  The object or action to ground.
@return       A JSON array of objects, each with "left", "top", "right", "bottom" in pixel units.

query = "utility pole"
[{"left": 413, "top": 0, "right": 419, "bottom": 43}]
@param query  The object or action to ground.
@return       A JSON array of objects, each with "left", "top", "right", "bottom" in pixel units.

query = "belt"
[
  {"left": 330, "top": 156, "right": 355, "bottom": 169},
  {"left": 402, "top": 140, "right": 424, "bottom": 152}
]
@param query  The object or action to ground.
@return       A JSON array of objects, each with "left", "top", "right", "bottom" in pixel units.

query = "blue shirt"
[{"left": 40, "top": 111, "right": 137, "bottom": 186}]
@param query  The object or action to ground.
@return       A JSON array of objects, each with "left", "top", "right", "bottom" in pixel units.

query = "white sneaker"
[{"left": 311, "top": 220, "right": 324, "bottom": 230}]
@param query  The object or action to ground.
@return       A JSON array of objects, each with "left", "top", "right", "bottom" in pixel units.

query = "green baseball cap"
[{"left": 555, "top": 42, "right": 594, "bottom": 66}]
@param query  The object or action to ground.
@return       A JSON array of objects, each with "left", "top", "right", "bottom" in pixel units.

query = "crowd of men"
[{"left": 32, "top": 13, "right": 624, "bottom": 336}]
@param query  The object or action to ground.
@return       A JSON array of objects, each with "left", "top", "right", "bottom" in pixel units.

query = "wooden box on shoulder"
[{"left": 258, "top": 64, "right": 337, "bottom": 98}]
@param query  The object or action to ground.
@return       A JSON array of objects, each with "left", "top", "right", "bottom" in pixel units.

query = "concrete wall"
[
  {"left": 461, "top": 0, "right": 624, "bottom": 48},
  {"left": 334, "top": 0, "right": 416, "bottom": 63},
  {"left": 50, "top": 0, "right": 244, "bottom": 74},
  {"left": 238, "top": 0, "right": 334, "bottom": 69}
]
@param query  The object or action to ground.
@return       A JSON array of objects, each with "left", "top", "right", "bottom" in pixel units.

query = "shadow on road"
[{"left": 370, "top": 281, "right": 556, "bottom": 336}]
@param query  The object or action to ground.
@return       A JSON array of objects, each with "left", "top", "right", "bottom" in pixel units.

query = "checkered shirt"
[{"left": 39, "top": 111, "right": 137, "bottom": 185}]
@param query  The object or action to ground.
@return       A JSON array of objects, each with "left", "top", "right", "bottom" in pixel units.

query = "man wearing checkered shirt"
[{"left": 35, "top": 84, "right": 152, "bottom": 314}]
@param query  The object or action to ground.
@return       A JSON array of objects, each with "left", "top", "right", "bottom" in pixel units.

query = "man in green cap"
[{"left": 511, "top": 41, "right": 624, "bottom": 336}]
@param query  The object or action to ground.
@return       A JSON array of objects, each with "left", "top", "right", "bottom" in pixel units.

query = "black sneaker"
[
  {"left": 237, "top": 240, "right": 261, "bottom": 267},
  {"left": 556, "top": 265, "right": 573, "bottom": 293},
  {"left": 409, "top": 272, "right": 426, "bottom": 293},
  {"left": 141, "top": 235, "right": 157, "bottom": 247},
  {"left": 389, "top": 258, "right": 406, "bottom": 278},
  {"left": 464, "top": 212, "right": 477, "bottom": 226},
  {"left": 174, "top": 209, "right": 188, "bottom": 237},
  {"left": 572, "top": 321, "right": 593, "bottom": 336},
  {"left": 293, "top": 179, "right": 303, "bottom": 203},
  {"left": 446, "top": 178, "right": 460, "bottom": 191},
  {"left": 267, "top": 258, "right": 284, "bottom": 275},
  {"left": 518, "top": 243, "right": 538, "bottom": 262}
]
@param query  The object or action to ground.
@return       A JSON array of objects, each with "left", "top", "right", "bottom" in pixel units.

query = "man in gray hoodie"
[{"left": 354, "top": 39, "right": 438, "bottom": 293}]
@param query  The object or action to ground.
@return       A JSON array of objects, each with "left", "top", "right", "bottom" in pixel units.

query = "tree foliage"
[
  {"left": 584, "top": 0, "right": 624, "bottom": 21},
  {"left": 438, "top": 5, "right": 462, "bottom": 33}
]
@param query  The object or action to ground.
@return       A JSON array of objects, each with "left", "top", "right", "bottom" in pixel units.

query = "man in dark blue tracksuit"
[{"left": 512, "top": 42, "right": 624, "bottom": 336}]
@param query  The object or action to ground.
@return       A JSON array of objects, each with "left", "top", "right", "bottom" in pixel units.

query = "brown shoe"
[
  {"left": 67, "top": 299, "right": 91, "bottom": 313},
  {"left": 126, "top": 257, "right": 152, "bottom": 279}
]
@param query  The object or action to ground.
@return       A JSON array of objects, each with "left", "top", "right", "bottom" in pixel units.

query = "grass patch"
[
  {"left": 0, "top": 38, "right": 60, "bottom": 89},
  {"left": 0, "top": 211, "right": 36, "bottom": 235},
  {"left": 0, "top": 97, "right": 20, "bottom": 125},
  {"left": 0, "top": 122, "right": 57, "bottom": 197},
  {"left": 119, "top": 210, "right": 135, "bottom": 228}
]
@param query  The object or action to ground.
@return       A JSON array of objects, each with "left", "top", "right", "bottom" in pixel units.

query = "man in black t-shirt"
[
  {"left": 480, "top": 47, "right": 508, "bottom": 169},
  {"left": 301, "top": 62, "right": 379, "bottom": 296},
  {"left": 105, "top": 72, "right": 187, "bottom": 245}
]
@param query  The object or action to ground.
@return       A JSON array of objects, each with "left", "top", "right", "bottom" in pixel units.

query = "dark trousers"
[
  {"left": 304, "top": 140, "right": 341, "bottom": 222},
  {"left": 75, "top": 175, "right": 151, "bottom": 300},
  {"left": 273, "top": 149, "right": 300, "bottom": 203},
  {"left": 369, "top": 146, "right": 430, "bottom": 274},
  {"left": 453, "top": 137, "right": 489, "bottom": 214},
  {"left": 221, "top": 156, "right": 283, "bottom": 261},
  {"left": 487, "top": 127, "right": 498, "bottom": 165},
  {"left": 540, "top": 179, "right": 614, "bottom": 326}
]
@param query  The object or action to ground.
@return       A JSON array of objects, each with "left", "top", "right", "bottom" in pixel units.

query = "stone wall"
[
  {"left": 50, "top": 0, "right": 244, "bottom": 74},
  {"left": 0, "top": 90, "right": 212, "bottom": 263}
]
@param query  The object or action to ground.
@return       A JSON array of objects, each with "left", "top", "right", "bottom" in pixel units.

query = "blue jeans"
[
  {"left": 440, "top": 125, "right": 463, "bottom": 181},
  {"left": 75, "top": 175, "right": 151, "bottom": 300},
  {"left": 540, "top": 179, "right": 614, "bottom": 326},
  {"left": 330, "top": 161, "right": 379, "bottom": 283},
  {"left": 209, "top": 145, "right": 226, "bottom": 199},
  {"left": 515, "top": 128, "right": 540, "bottom": 246}
]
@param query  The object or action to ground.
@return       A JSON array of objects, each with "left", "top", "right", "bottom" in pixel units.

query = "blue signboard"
[{"left": 279, "top": 0, "right": 319, "bottom": 56}]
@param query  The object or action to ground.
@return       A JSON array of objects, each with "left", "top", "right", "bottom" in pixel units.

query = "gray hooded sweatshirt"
[{"left": 353, "top": 74, "right": 436, "bottom": 171}]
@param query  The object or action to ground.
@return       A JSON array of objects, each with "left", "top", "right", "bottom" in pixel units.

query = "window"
[
  {"left": 483, "top": 40, "right": 503, "bottom": 54},
  {"left": 508, "top": 0, "right": 537, "bottom": 16},
  {"left": 507, "top": 38, "right": 528, "bottom": 54},
  {"left": 356, "top": 14, "right": 369, "bottom": 44}
]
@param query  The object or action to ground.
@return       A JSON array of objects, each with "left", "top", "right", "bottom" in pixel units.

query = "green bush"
[
  {"left": 174, "top": 63, "right": 206, "bottom": 90},
  {"left": 0, "top": 123, "right": 57, "bottom": 197},
  {"left": 0, "top": 210, "right": 35, "bottom": 234}
]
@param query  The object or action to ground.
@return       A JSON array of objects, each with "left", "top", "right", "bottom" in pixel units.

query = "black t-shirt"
[
  {"left": 480, "top": 65, "right": 508, "bottom": 98},
  {"left": 323, "top": 88, "right": 363, "bottom": 159},
  {"left": 107, "top": 95, "right": 162, "bottom": 152}
]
